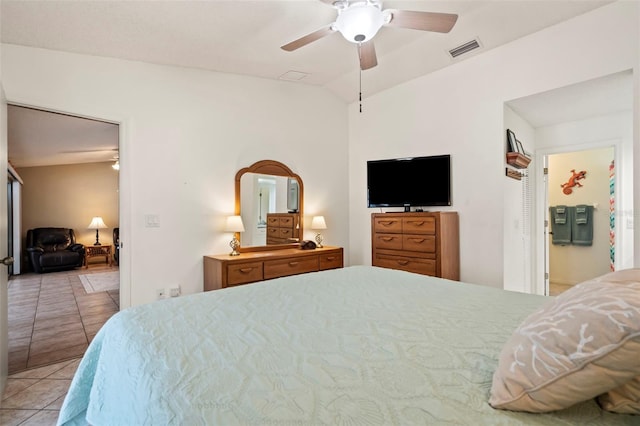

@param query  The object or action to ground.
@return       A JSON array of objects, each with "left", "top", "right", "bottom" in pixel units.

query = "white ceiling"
[
  {"left": 8, "top": 106, "right": 119, "bottom": 168},
  {"left": 1, "top": 0, "right": 621, "bottom": 167},
  {"left": 507, "top": 70, "right": 634, "bottom": 128}
]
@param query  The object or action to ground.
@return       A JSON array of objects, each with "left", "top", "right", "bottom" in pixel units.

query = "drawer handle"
[
  {"left": 288, "top": 261, "right": 299, "bottom": 266},
  {"left": 325, "top": 256, "right": 335, "bottom": 261},
  {"left": 409, "top": 221, "right": 426, "bottom": 226},
  {"left": 381, "top": 236, "right": 395, "bottom": 242},
  {"left": 396, "top": 260, "right": 410, "bottom": 266},
  {"left": 409, "top": 238, "right": 426, "bottom": 243},
  {"left": 239, "top": 267, "right": 254, "bottom": 274},
  {"left": 379, "top": 221, "right": 397, "bottom": 227}
]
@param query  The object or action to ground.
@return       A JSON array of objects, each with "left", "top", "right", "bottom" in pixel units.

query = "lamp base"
[
  {"left": 315, "top": 233, "right": 324, "bottom": 248},
  {"left": 229, "top": 237, "right": 241, "bottom": 256}
]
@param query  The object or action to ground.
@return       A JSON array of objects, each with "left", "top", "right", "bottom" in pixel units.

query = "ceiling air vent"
[{"left": 448, "top": 38, "right": 481, "bottom": 59}]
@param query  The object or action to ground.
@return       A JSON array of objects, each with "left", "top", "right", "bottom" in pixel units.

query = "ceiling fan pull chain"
[
  {"left": 359, "top": 72, "right": 363, "bottom": 113},
  {"left": 359, "top": 44, "right": 363, "bottom": 113}
]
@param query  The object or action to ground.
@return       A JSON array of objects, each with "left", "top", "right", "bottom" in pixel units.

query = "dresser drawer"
[
  {"left": 279, "top": 227, "right": 295, "bottom": 239},
  {"left": 373, "top": 233, "right": 403, "bottom": 250},
  {"left": 373, "top": 254, "right": 436, "bottom": 277},
  {"left": 403, "top": 217, "right": 436, "bottom": 234},
  {"left": 264, "top": 256, "right": 318, "bottom": 279},
  {"left": 319, "top": 252, "right": 343, "bottom": 270},
  {"left": 373, "top": 217, "right": 402, "bottom": 233},
  {"left": 227, "top": 262, "right": 264, "bottom": 286},
  {"left": 267, "top": 216, "right": 280, "bottom": 226},
  {"left": 267, "top": 227, "right": 280, "bottom": 238},
  {"left": 279, "top": 217, "right": 295, "bottom": 227},
  {"left": 403, "top": 234, "right": 436, "bottom": 253}
]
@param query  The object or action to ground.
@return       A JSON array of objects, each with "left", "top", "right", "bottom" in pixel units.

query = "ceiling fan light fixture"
[{"left": 335, "top": 3, "right": 384, "bottom": 43}]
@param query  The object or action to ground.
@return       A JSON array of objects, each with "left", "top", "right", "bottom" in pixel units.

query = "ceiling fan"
[{"left": 281, "top": 0, "right": 458, "bottom": 70}]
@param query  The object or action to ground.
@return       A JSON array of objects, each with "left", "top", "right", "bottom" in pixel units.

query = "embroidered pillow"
[{"left": 489, "top": 269, "right": 640, "bottom": 412}]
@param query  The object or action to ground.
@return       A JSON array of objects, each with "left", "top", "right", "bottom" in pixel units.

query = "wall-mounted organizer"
[{"left": 505, "top": 129, "right": 531, "bottom": 179}]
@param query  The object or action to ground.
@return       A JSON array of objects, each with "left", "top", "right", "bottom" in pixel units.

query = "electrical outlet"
[
  {"left": 156, "top": 288, "right": 166, "bottom": 300},
  {"left": 170, "top": 286, "right": 181, "bottom": 297}
]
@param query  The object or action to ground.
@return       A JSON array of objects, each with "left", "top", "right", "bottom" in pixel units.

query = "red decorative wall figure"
[{"left": 561, "top": 169, "right": 587, "bottom": 195}]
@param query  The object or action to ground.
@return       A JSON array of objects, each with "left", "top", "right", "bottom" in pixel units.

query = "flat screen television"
[{"left": 367, "top": 155, "right": 451, "bottom": 210}]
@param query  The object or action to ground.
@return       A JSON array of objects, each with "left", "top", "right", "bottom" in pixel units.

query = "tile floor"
[
  {"left": 1, "top": 265, "right": 119, "bottom": 425},
  {"left": 7, "top": 265, "right": 119, "bottom": 374},
  {"left": 0, "top": 358, "right": 80, "bottom": 425}
]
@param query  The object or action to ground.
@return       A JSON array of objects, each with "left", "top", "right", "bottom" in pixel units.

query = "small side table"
[{"left": 85, "top": 245, "right": 112, "bottom": 268}]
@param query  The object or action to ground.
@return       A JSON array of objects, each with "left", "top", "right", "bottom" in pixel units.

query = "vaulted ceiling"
[{"left": 1, "top": 1, "right": 616, "bottom": 167}]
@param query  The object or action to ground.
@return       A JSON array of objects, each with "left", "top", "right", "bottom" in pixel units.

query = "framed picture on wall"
[{"left": 506, "top": 129, "right": 517, "bottom": 152}]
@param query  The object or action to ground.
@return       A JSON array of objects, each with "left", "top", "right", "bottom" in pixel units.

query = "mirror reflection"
[
  {"left": 236, "top": 160, "right": 303, "bottom": 249},
  {"left": 240, "top": 174, "right": 300, "bottom": 246}
]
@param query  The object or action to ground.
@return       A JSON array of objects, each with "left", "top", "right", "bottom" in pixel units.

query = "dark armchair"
[{"left": 26, "top": 228, "right": 85, "bottom": 273}]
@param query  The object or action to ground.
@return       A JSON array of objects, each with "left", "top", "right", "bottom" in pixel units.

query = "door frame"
[{"left": 534, "top": 138, "right": 622, "bottom": 296}]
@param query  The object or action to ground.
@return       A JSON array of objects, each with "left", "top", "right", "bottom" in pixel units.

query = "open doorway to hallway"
[
  {"left": 504, "top": 70, "right": 633, "bottom": 296},
  {"left": 6, "top": 105, "right": 120, "bottom": 374}
]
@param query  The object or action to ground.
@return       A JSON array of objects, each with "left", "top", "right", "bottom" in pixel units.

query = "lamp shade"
[
  {"left": 225, "top": 215, "right": 245, "bottom": 233},
  {"left": 311, "top": 216, "right": 327, "bottom": 230},
  {"left": 335, "top": 3, "right": 385, "bottom": 43},
  {"left": 87, "top": 217, "right": 108, "bottom": 229}
]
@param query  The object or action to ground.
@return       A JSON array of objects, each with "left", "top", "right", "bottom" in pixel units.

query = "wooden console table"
[
  {"left": 203, "top": 246, "right": 343, "bottom": 291},
  {"left": 85, "top": 245, "right": 112, "bottom": 268}
]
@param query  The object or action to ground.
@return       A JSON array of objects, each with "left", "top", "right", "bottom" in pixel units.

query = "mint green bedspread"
[{"left": 57, "top": 266, "right": 638, "bottom": 425}]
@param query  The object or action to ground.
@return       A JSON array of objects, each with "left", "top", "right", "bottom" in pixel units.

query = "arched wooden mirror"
[{"left": 235, "top": 160, "right": 304, "bottom": 251}]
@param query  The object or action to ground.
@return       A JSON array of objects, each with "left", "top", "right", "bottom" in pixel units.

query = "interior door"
[{"left": 0, "top": 86, "right": 10, "bottom": 391}]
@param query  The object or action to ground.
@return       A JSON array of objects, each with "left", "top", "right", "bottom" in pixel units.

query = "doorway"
[
  {"left": 545, "top": 147, "right": 615, "bottom": 295},
  {"left": 505, "top": 70, "right": 633, "bottom": 296},
  {"left": 6, "top": 105, "right": 122, "bottom": 373}
]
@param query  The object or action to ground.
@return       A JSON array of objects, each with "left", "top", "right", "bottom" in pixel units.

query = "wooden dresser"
[
  {"left": 371, "top": 212, "right": 459, "bottom": 280},
  {"left": 266, "top": 213, "right": 300, "bottom": 244},
  {"left": 204, "top": 246, "right": 343, "bottom": 291}
]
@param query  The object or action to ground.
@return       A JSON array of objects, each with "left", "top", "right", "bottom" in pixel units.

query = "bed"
[{"left": 58, "top": 266, "right": 639, "bottom": 425}]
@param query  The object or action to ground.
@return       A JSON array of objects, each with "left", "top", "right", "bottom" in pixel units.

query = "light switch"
[{"left": 145, "top": 214, "right": 160, "bottom": 228}]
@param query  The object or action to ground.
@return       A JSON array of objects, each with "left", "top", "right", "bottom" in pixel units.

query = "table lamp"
[
  {"left": 225, "top": 215, "right": 245, "bottom": 256},
  {"left": 311, "top": 216, "right": 327, "bottom": 248},
  {"left": 87, "top": 217, "right": 108, "bottom": 246}
]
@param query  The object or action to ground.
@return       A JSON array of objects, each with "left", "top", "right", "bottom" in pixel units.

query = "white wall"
[
  {"left": 1, "top": 45, "right": 349, "bottom": 306},
  {"left": 348, "top": 1, "right": 639, "bottom": 287}
]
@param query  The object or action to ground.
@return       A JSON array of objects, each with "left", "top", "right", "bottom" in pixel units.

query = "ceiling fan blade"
[
  {"left": 386, "top": 10, "right": 458, "bottom": 33},
  {"left": 281, "top": 26, "right": 335, "bottom": 51},
  {"left": 359, "top": 40, "right": 377, "bottom": 70}
]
